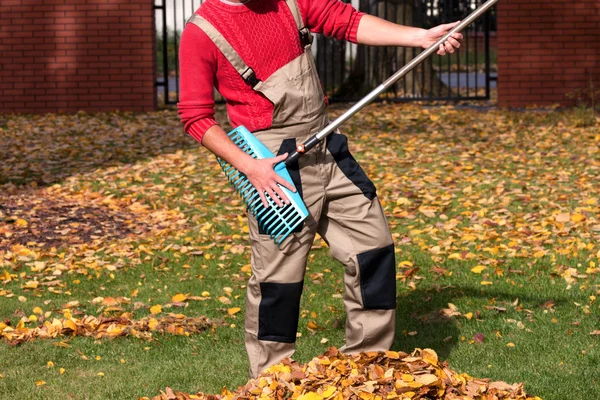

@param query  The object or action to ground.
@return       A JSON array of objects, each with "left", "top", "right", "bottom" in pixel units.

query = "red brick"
[{"left": 498, "top": 0, "right": 600, "bottom": 107}]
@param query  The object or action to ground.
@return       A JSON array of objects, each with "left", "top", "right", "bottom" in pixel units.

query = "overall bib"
[{"left": 188, "top": 0, "right": 396, "bottom": 378}]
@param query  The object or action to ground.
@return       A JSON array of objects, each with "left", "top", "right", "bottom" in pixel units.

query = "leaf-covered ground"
[{"left": 0, "top": 104, "right": 598, "bottom": 399}]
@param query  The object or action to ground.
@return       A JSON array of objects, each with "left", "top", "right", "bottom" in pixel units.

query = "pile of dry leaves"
[
  {"left": 149, "top": 347, "right": 540, "bottom": 400},
  {"left": 0, "top": 313, "right": 213, "bottom": 345}
]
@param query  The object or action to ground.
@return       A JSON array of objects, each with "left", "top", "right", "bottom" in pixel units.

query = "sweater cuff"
[
  {"left": 346, "top": 12, "right": 365, "bottom": 44},
  {"left": 186, "top": 119, "right": 218, "bottom": 144}
]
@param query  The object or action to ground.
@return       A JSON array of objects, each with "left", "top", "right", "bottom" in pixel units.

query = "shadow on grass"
[
  {"left": 0, "top": 109, "right": 229, "bottom": 189},
  {"left": 392, "top": 285, "right": 568, "bottom": 361}
]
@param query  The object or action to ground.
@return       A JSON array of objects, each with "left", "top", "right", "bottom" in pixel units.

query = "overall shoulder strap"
[
  {"left": 186, "top": 14, "right": 260, "bottom": 87},
  {"left": 284, "top": 0, "right": 313, "bottom": 48},
  {"left": 284, "top": 0, "right": 304, "bottom": 30}
]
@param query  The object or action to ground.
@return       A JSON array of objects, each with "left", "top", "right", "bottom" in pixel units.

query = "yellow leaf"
[
  {"left": 201, "top": 291, "right": 210, "bottom": 297},
  {"left": 59, "top": 368, "right": 65, "bottom": 375},
  {"left": 23, "top": 280, "right": 39, "bottom": 289},
  {"left": 307, "top": 321, "right": 319, "bottom": 330},
  {"left": 18, "top": 296, "right": 27, "bottom": 303},
  {"left": 33, "top": 307, "right": 43, "bottom": 315},
  {"left": 421, "top": 348, "right": 439, "bottom": 366},
  {"left": 506, "top": 342, "right": 516, "bottom": 347},
  {"left": 35, "top": 380, "right": 46, "bottom": 386},
  {"left": 571, "top": 213, "right": 585, "bottom": 222},
  {"left": 240, "top": 264, "right": 252, "bottom": 273},
  {"left": 171, "top": 293, "right": 188, "bottom": 303},
  {"left": 97, "top": 372, "right": 105, "bottom": 377},
  {"left": 461, "top": 234, "right": 478, "bottom": 242},
  {"left": 533, "top": 251, "right": 545, "bottom": 258},
  {"left": 385, "top": 350, "right": 400, "bottom": 359},
  {"left": 16, "top": 219, "right": 28, "bottom": 228},
  {"left": 464, "top": 312, "right": 473, "bottom": 320},
  {"left": 396, "top": 197, "right": 411, "bottom": 206},
  {"left": 227, "top": 307, "right": 241, "bottom": 316},
  {"left": 321, "top": 386, "right": 336, "bottom": 398},
  {"left": 471, "top": 265, "right": 486, "bottom": 274},
  {"left": 148, "top": 318, "right": 159, "bottom": 331},
  {"left": 266, "top": 364, "right": 291, "bottom": 374},
  {"left": 298, "top": 392, "right": 324, "bottom": 400},
  {"left": 63, "top": 319, "right": 77, "bottom": 332},
  {"left": 150, "top": 305, "right": 162, "bottom": 315},
  {"left": 480, "top": 281, "right": 493, "bottom": 286}
]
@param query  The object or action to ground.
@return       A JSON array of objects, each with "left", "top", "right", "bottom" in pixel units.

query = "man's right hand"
[
  {"left": 201, "top": 125, "right": 296, "bottom": 209},
  {"left": 243, "top": 153, "right": 297, "bottom": 208}
]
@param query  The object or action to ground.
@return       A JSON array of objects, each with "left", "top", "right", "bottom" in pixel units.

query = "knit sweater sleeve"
[
  {"left": 297, "top": 0, "right": 364, "bottom": 44},
  {"left": 177, "top": 22, "right": 219, "bottom": 144}
]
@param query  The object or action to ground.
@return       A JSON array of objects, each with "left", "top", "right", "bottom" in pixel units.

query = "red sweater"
[{"left": 177, "top": 0, "right": 364, "bottom": 143}]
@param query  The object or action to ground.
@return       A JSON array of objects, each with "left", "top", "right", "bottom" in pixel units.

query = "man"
[{"left": 178, "top": 0, "right": 462, "bottom": 378}]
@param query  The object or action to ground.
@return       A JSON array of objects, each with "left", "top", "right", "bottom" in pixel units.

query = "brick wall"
[
  {"left": 497, "top": 0, "right": 600, "bottom": 108},
  {"left": 0, "top": 0, "right": 155, "bottom": 114}
]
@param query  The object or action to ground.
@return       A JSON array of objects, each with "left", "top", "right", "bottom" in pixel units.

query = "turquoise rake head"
[{"left": 217, "top": 126, "right": 309, "bottom": 246}]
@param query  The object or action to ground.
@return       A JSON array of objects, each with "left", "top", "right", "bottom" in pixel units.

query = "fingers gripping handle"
[{"left": 284, "top": 0, "right": 499, "bottom": 166}]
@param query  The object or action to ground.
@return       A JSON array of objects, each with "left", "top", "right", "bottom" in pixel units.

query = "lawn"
[{"left": 0, "top": 103, "right": 598, "bottom": 399}]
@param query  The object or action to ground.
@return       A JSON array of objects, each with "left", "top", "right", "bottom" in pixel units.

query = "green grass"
[{"left": 0, "top": 104, "right": 599, "bottom": 399}]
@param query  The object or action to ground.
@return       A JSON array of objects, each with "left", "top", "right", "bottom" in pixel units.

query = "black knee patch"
[
  {"left": 258, "top": 281, "right": 303, "bottom": 343},
  {"left": 326, "top": 133, "right": 376, "bottom": 200},
  {"left": 258, "top": 138, "right": 304, "bottom": 235},
  {"left": 357, "top": 244, "right": 396, "bottom": 309}
]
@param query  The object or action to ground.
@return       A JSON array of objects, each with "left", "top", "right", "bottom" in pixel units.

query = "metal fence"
[{"left": 154, "top": 0, "right": 497, "bottom": 106}]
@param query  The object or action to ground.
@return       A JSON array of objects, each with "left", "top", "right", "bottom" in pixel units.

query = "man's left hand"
[{"left": 421, "top": 21, "right": 463, "bottom": 55}]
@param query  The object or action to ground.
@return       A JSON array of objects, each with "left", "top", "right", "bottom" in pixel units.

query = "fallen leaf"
[
  {"left": 473, "top": 333, "right": 485, "bottom": 343},
  {"left": 227, "top": 307, "right": 241, "bottom": 316},
  {"left": 171, "top": 293, "right": 188, "bottom": 303},
  {"left": 150, "top": 305, "right": 162, "bottom": 315},
  {"left": 471, "top": 265, "right": 487, "bottom": 274}
]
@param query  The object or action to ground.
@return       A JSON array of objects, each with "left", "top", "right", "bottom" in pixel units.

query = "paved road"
[{"left": 438, "top": 72, "right": 497, "bottom": 89}]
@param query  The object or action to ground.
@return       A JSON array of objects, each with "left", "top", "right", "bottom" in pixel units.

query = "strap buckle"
[
  {"left": 299, "top": 27, "right": 313, "bottom": 48},
  {"left": 241, "top": 67, "right": 260, "bottom": 87}
]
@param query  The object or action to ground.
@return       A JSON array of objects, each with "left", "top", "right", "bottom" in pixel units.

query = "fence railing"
[{"left": 155, "top": 0, "right": 496, "bottom": 106}]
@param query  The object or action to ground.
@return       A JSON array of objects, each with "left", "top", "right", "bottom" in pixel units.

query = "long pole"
[{"left": 285, "top": 0, "right": 499, "bottom": 166}]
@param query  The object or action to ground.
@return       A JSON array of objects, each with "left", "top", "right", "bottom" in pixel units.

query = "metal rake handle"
[{"left": 285, "top": 0, "right": 499, "bottom": 166}]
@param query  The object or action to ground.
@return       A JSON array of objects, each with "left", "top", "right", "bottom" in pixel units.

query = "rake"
[{"left": 217, "top": 0, "right": 499, "bottom": 246}]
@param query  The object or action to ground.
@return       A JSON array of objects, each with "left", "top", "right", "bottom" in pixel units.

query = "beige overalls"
[{"left": 188, "top": 0, "right": 396, "bottom": 378}]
